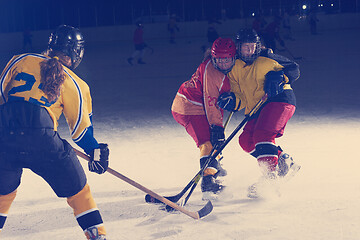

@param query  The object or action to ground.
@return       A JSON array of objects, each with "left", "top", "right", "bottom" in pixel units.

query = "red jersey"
[
  {"left": 133, "top": 28, "right": 144, "bottom": 45},
  {"left": 171, "top": 58, "right": 230, "bottom": 127}
]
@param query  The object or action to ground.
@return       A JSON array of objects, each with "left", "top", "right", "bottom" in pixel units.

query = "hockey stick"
[
  {"left": 145, "top": 111, "right": 234, "bottom": 206},
  {"left": 74, "top": 148, "right": 213, "bottom": 219},
  {"left": 147, "top": 95, "right": 268, "bottom": 208},
  {"left": 223, "top": 111, "right": 234, "bottom": 129},
  {"left": 179, "top": 96, "right": 267, "bottom": 208},
  {"left": 216, "top": 111, "right": 234, "bottom": 162}
]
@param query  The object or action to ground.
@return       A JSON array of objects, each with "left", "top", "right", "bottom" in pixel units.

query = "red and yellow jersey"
[
  {"left": 227, "top": 57, "right": 291, "bottom": 114},
  {"left": 0, "top": 53, "right": 98, "bottom": 152},
  {"left": 171, "top": 58, "right": 230, "bottom": 127}
]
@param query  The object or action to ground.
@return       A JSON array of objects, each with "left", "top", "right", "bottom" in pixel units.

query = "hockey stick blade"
[
  {"left": 74, "top": 148, "right": 212, "bottom": 219},
  {"left": 145, "top": 194, "right": 179, "bottom": 204},
  {"left": 145, "top": 172, "right": 202, "bottom": 204},
  {"left": 165, "top": 200, "right": 213, "bottom": 218}
]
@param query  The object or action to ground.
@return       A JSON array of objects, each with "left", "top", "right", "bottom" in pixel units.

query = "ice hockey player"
[
  {"left": 0, "top": 25, "right": 109, "bottom": 239},
  {"left": 217, "top": 28, "right": 300, "bottom": 198},
  {"left": 127, "top": 21, "right": 147, "bottom": 65},
  {"left": 171, "top": 37, "right": 236, "bottom": 199}
]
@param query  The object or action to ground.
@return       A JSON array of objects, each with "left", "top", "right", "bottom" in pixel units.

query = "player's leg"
[
  {"left": 239, "top": 118, "right": 257, "bottom": 154},
  {"left": 246, "top": 102, "right": 297, "bottom": 198},
  {"left": 31, "top": 137, "right": 106, "bottom": 239},
  {"left": 172, "top": 112, "right": 224, "bottom": 195},
  {"left": 252, "top": 102, "right": 296, "bottom": 175},
  {"left": 0, "top": 165, "right": 22, "bottom": 234},
  {"left": 67, "top": 184, "right": 106, "bottom": 239}
]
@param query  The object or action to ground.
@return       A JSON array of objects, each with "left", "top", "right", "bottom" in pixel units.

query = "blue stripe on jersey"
[
  {"left": 0, "top": 53, "right": 47, "bottom": 103},
  {"left": 75, "top": 125, "right": 99, "bottom": 154},
  {"left": 63, "top": 68, "right": 83, "bottom": 137}
]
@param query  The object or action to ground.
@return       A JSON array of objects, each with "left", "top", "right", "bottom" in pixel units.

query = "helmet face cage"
[
  {"left": 211, "top": 57, "right": 235, "bottom": 74},
  {"left": 211, "top": 37, "right": 236, "bottom": 74},
  {"left": 237, "top": 40, "right": 261, "bottom": 63},
  {"left": 48, "top": 25, "right": 85, "bottom": 69},
  {"left": 235, "top": 29, "right": 261, "bottom": 63},
  {"left": 70, "top": 39, "right": 84, "bottom": 69}
]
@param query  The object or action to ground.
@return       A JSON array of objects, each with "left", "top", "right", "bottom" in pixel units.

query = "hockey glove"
[
  {"left": 210, "top": 124, "right": 225, "bottom": 148},
  {"left": 264, "top": 70, "right": 285, "bottom": 98},
  {"left": 217, "top": 92, "right": 237, "bottom": 112},
  {"left": 88, "top": 143, "right": 109, "bottom": 174}
]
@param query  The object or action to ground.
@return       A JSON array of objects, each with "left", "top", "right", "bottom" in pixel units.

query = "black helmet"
[
  {"left": 235, "top": 28, "right": 261, "bottom": 63},
  {"left": 135, "top": 21, "right": 143, "bottom": 28},
  {"left": 48, "top": 25, "right": 85, "bottom": 69}
]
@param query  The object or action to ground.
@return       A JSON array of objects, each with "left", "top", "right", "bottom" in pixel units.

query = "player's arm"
[
  {"left": 203, "top": 67, "right": 226, "bottom": 147},
  {"left": 62, "top": 74, "right": 109, "bottom": 174},
  {"left": 263, "top": 49, "right": 300, "bottom": 84}
]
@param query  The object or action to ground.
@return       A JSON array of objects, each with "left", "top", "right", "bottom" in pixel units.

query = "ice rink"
[{"left": 1, "top": 15, "right": 360, "bottom": 240}]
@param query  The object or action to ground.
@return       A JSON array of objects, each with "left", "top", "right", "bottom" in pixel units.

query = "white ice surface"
[{"left": 1, "top": 23, "right": 360, "bottom": 240}]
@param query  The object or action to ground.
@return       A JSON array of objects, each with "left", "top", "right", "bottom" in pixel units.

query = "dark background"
[{"left": 0, "top": 0, "right": 358, "bottom": 33}]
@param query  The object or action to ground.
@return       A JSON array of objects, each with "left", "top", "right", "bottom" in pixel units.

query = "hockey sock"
[
  {"left": 254, "top": 142, "right": 279, "bottom": 172},
  {"left": 199, "top": 141, "right": 218, "bottom": 176},
  {"left": 67, "top": 184, "right": 106, "bottom": 237},
  {"left": 0, "top": 190, "right": 17, "bottom": 232},
  {"left": 257, "top": 156, "right": 278, "bottom": 172},
  {"left": 200, "top": 156, "right": 218, "bottom": 176}
]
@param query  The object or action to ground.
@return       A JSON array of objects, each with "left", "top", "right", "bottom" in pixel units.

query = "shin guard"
[
  {"left": 199, "top": 141, "right": 218, "bottom": 176},
  {"left": 67, "top": 184, "right": 106, "bottom": 237},
  {"left": 255, "top": 142, "right": 279, "bottom": 172}
]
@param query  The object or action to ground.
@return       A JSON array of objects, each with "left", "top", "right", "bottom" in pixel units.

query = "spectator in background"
[
  {"left": 168, "top": 14, "right": 180, "bottom": 44},
  {"left": 262, "top": 15, "right": 285, "bottom": 53},
  {"left": 127, "top": 21, "right": 146, "bottom": 65},
  {"left": 202, "top": 19, "right": 221, "bottom": 53},
  {"left": 309, "top": 11, "right": 319, "bottom": 35},
  {"left": 252, "top": 14, "right": 267, "bottom": 40},
  {"left": 23, "top": 28, "right": 33, "bottom": 52},
  {"left": 282, "top": 11, "right": 294, "bottom": 40}
]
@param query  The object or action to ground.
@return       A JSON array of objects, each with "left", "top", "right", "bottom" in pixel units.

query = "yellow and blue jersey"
[{"left": 0, "top": 53, "right": 98, "bottom": 153}]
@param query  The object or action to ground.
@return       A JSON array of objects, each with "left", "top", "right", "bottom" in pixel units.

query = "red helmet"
[{"left": 211, "top": 37, "right": 236, "bottom": 58}]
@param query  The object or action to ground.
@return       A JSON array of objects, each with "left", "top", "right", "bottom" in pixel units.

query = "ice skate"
[
  {"left": 216, "top": 161, "right": 227, "bottom": 177},
  {"left": 277, "top": 152, "right": 301, "bottom": 180},
  {"left": 214, "top": 155, "right": 227, "bottom": 177},
  {"left": 85, "top": 226, "right": 107, "bottom": 240},
  {"left": 201, "top": 175, "right": 225, "bottom": 200}
]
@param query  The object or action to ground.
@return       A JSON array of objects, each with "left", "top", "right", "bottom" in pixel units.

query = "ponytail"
[{"left": 40, "top": 56, "right": 65, "bottom": 102}]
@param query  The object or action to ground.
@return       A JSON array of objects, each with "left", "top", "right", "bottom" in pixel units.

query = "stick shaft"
[{"left": 74, "top": 148, "right": 201, "bottom": 219}]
